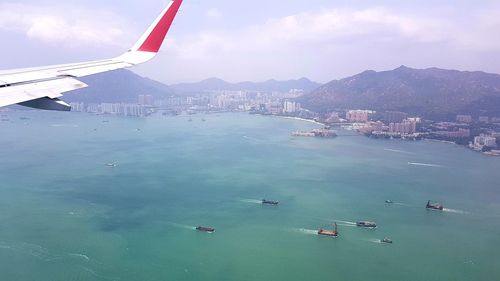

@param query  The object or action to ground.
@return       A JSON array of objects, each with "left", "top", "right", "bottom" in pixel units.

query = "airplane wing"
[{"left": 0, "top": 0, "right": 183, "bottom": 111}]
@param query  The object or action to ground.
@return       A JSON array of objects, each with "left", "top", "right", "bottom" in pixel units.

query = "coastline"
[
  {"left": 423, "top": 139, "right": 459, "bottom": 146},
  {"left": 280, "top": 116, "right": 324, "bottom": 126},
  {"left": 260, "top": 114, "right": 498, "bottom": 157}
]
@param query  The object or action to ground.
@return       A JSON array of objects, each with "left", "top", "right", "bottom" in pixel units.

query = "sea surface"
[{"left": 0, "top": 111, "right": 500, "bottom": 281}]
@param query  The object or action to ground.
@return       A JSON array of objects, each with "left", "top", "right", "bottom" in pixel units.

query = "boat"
[
  {"left": 106, "top": 162, "right": 117, "bottom": 167},
  {"left": 196, "top": 226, "right": 215, "bottom": 233},
  {"left": 385, "top": 200, "right": 393, "bottom": 204},
  {"left": 356, "top": 221, "right": 377, "bottom": 228},
  {"left": 381, "top": 237, "right": 393, "bottom": 244},
  {"left": 426, "top": 200, "right": 443, "bottom": 210},
  {"left": 318, "top": 223, "right": 338, "bottom": 237},
  {"left": 262, "top": 199, "right": 279, "bottom": 205}
]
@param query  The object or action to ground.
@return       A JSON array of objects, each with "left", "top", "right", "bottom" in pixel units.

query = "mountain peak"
[
  {"left": 299, "top": 66, "right": 500, "bottom": 120},
  {"left": 396, "top": 65, "right": 410, "bottom": 70},
  {"left": 171, "top": 78, "right": 321, "bottom": 94},
  {"left": 199, "top": 77, "right": 228, "bottom": 84}
]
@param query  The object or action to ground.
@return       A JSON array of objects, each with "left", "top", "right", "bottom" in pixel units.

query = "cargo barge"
[
  {"left": 318, "top": 223, "right": 338, "bottom": 237},
  {"left": 196, "top": 226, "right": 215, "bottom": 233},
  {"left": 262, "top": 199, "right": 279, "bottom": 205}
]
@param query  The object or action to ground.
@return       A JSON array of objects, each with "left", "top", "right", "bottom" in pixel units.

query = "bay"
[{"left": 0, "top": 111, "right": 499, "bottom": 281}]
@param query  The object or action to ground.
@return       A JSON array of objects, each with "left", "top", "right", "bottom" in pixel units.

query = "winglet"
[{"left": 130, "top": 0, "right": 183, "bottom": 53}]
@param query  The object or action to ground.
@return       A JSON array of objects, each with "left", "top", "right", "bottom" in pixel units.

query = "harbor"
[{"left": 0, "top": 112, "right": 497, "bottom": 281}]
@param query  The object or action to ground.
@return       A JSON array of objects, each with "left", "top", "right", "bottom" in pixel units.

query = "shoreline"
[
  {"left": 279, "top": 116, "right": 325, "bottom": 126},
  {"left": 423, "top": 139, "right": 459, "bottom": 146}
]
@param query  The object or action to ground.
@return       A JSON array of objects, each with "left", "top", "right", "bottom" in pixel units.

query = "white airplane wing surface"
[{"left": 0, "top": 0, "right": 182, "bottom": 111}]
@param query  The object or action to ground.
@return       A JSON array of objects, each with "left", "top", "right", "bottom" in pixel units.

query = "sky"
[{"left": 1, "top": 0, "right": 500, "bottom": 84}]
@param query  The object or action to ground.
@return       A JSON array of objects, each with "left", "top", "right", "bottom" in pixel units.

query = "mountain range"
[
  {"left": 170, "top": 77, "right": 321, "bottom": 94},
  {"left": 299, "top": 66, "right": 500, "bottom": 120},
  {"left": 63, "top": 70, "right": 321, "bottom": 103},
  {"left": 62, "top": 67, "right": 500, "bottom": 121}
]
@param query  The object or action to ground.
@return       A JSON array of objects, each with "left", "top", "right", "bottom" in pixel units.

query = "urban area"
[{"left": 6, "top": 88, "right": 499, "bottom": 156}]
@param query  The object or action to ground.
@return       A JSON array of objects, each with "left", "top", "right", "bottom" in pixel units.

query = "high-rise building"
[
  {"left": 389, "top": 119, "right": 417, "bottom": 134},
  {"left": 70, "top": 102, "right": 85, "bottom": 112},
  {"left": 86, "top": 103, "right": 101, "bottom": 113},
  {"left": 283, "top": 100, "right": 300, "bottom": 113},
  {"left": 474, "top": 134, "right": 497, "bottom": 148}
]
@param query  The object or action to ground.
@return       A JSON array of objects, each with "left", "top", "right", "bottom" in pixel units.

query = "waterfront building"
[
  {"left": 283, "top": 100, "right": 300, "bottom": 113},
  {"left": 101, "top": 103, "right": 120, "bottom": 114},
  {"left": 358, "top": 121, "right": 384, "bottom": 134},
  {"left": 268, "top": 103, "right": 282, "bottom": 115},
  {"left": 70, "top": 102, "right": 85, "bottom": 112},
  {"left": 389, "top": 119, "right": 417, "bottom": 134},
  {"left": 122, "top": 104, "right": 147, "bottom": 117},
  {"left": 474, "top": 134, "right": 497, "bottom": 148},
  {"left": 86, "top": 103, "right": 101, "bottom": 113}
]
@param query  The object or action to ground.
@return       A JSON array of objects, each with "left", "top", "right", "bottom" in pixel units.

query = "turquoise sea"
[{"left": 1, "top": 111, "right": 500, "bottom": 281}]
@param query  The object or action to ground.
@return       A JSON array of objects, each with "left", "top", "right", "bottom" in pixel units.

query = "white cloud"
[
  {"left": 0, "top": 3, "right": 130, "bottom": 48},
  {"left": 163, "top": 7, "right": 454, "bottom": 74},
  {"left": 173, "top": 7, "right": 459, "bottom": 57},
  {"left": 149, "top": 6, "right": 500, "bottom": 83},
  {"left": 3, "top": 1, "right": 498, "bottom": 83}
]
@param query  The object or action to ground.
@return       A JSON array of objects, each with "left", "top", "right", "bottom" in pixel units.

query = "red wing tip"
[{"left": 137, "top": 0, "right": 183, "bottom": 53}]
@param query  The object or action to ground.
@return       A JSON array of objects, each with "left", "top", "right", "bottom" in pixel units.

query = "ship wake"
[
  {"left": 290, "top": 228, "right": 318, "bottom": 235},
  {"left": 408, "top": 162, "right": 443, "bottom": 168},
  {"left": 167, "top": 222, "right": 197, "bottom": 230},
  {"left": 335, "top": 220, "right": 357, "bottom": 226},
  {"left": 240, "top": 199, "right": 262, "bottom": 204},
  {"left": 393, "top": 202, "right": 412, "bottom": 207},
  {"left": 443, "top": 208, "right": 469, "bottom": 214},
  {"left": 384, "top": 148, "right": 414, "bottom": 154}
]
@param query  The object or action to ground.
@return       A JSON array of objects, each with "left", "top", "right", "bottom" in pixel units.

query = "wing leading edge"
[{"left": 0, "top": 0, "right": 183, "bottom": 111}]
